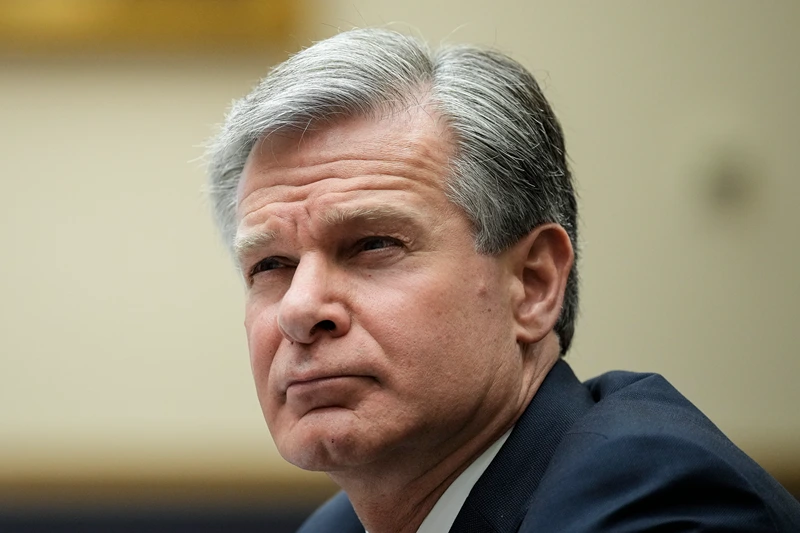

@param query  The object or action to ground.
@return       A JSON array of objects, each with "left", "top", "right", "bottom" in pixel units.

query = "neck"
[
  {"left": 331, "top": 452, "right": 470, "bottom": 533},
  {"left": 332, "top": 337, "right": 561, "bottom": 533}
]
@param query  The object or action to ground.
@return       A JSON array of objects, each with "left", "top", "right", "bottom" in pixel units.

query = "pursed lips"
[
  {"left": 281, "top": 374, "right": 377, "bottom": 415},
  {"left": 282, "top": 373, "right": 375, "bottom": 395}
]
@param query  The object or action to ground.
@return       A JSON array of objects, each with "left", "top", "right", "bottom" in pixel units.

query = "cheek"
[
  {"left": 244, "top": 302, "right": 282, "bottom": 394},
  {"left": 359, "top": 261, "right": 512, "bottom": 382}
]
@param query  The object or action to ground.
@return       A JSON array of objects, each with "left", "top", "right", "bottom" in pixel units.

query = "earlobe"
[{"left": 509, "top": 224, "right": 574, "bottom": 345}]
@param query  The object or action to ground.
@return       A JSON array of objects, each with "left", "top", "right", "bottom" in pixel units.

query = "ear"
[{"left": 506, "top": 223, "right": 574, "bottom": 346}]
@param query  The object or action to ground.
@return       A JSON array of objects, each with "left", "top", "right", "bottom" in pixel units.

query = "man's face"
[{"left": 236, "top": 110, "right": 526, "bottom": 472}]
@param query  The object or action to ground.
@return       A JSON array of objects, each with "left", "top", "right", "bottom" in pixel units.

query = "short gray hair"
[{"left": 207, "top": 28, "right": 579, "bottom": 354}]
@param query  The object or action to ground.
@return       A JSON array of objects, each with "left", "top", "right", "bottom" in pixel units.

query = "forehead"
[{"left": 236, "top": 109, "right": 454, "bottom": 209}]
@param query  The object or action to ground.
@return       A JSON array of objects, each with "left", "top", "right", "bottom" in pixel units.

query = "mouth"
[
  {"left": 286, "top": 375, "right": 365, "bottom": 392},
  {"left": 282, "top": 375, "right": 377, "bottom": 413}
]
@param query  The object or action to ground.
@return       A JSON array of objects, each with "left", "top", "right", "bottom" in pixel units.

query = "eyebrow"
[
  {"left": 233, "top": 204, "right": 423, "bottom": 265},
  {"left": 233, "top": 229, "right": 278, "bottom": 266},
  {"left": 319, "top": 204, "right": 421, "bottom": 227}
]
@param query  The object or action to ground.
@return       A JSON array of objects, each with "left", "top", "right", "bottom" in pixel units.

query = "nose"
[{"left": 277, "top": 255, "right": 351, "bottom": 344}]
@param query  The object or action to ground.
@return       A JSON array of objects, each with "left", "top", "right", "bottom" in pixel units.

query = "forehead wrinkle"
[
  {"left": 243, "top": 157, "right": 446, "bottom": 200},
  {"left": 319, "top": 204, "right": 423, "bottom": 227},
  {"left": 241, "top": 123, "right": 453, "bottom": 202},
  {"left": 237, "top": 169, "right": 445, "bottom": 235}
]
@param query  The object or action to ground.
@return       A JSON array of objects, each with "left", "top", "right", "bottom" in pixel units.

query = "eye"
[
  {"left": 356, "top": 236, "right": 403, "bottom": 252},
  {"left": 249, "top": 257, "right": 290, "bottom": 279}
]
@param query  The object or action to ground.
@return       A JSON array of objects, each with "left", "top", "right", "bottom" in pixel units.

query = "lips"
[
  {"left": 283, "top": 375, "right": 375, "bottom": 414},
  {"left": 287, "top": 375, "right": 356, "bottom": 391},
  {"left": 281, "top": 370, "right": 374, "bottom": 393}
]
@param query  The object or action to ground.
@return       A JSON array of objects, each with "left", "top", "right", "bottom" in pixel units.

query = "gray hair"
[{"left": 206, "top": 28, "right": 579, "bottom": 354}]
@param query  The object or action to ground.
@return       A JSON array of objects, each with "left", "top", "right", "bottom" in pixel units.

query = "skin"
[{"left": 235, "top": 107, "right": 573, "bottom": 533}]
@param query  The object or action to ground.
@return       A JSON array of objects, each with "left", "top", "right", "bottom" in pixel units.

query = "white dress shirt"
[{"left": 365, "top": 428, "right": 513, "bottom": 533}]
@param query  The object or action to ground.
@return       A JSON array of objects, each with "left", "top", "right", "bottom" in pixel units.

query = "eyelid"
[
  {"left": 361, "top": 232, "right": 409, "bottom": 244},
  {"left": 248, "top": 256, "right": 291, "bottom": 280},
  {"left": 354, "top": 234, "right": 407, "bottom": 250}
]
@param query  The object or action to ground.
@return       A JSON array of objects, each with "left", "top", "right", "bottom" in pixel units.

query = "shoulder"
[
  {"left": 297, "top": 491, "right": 362, "bottom": 533},
  {"left": 520, "top": 370, "right": 800, "bottom": 532}
]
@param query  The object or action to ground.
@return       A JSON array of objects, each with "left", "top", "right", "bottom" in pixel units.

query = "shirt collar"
[{"left": 416, "top": 428, "right": 512, "bottom": 533}]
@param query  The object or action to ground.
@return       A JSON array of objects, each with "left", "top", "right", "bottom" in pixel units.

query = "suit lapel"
[{"left": 449, "top": 360, "right": 596, "bottom": 532}]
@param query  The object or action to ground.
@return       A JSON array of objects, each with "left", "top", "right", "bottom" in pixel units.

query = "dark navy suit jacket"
[{"left": 297, "top": 360, "right": 800, "bottom": 532}]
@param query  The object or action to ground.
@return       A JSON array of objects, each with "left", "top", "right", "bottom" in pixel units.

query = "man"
[{"left": 207, "top": 28, "right": 800, "bottom": 532}]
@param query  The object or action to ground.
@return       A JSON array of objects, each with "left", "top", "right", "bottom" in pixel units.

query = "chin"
[
  {"left": 275, "top": 410, "right": 374, "bottom": 471},
  {"left": 280, "top": 433, "right": 369, "bottom": 472}
]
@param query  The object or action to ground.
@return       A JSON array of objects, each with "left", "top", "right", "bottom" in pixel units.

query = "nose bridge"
[
  {"left": 277, "top": 253, "right": 349, "bottom": 344},
  {"left": 293, "top": 249, "right": 325, "bottom": 295}
]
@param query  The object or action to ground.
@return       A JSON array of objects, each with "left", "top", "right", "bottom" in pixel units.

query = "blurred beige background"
[{"left": 1, "top": 0, "right": 798, "bottom": 505}]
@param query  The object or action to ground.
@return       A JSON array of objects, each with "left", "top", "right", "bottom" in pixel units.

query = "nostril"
[
  {"left": 316, "top": 320, "right": 336, "bottom": 331},
  {"left": 302, "top": 319, "right": 338, "bottom": 340}
]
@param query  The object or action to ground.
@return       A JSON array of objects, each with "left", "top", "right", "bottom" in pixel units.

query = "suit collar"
[{"left": 449, "top": 359, "right": 596, "bottom": 532}]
